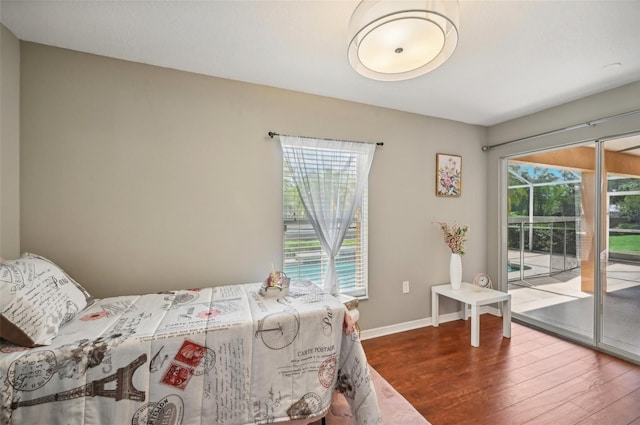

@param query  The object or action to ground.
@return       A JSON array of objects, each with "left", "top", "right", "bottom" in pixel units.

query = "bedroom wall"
[
  {"left": 19, "top": 42, "right": 488, "bottom": 331},
  {"left": 0, "top": 24, "right": 20, "bottom": 259},
  {"left": 485, "top": 81, "right": 640, "bottom": 287}
]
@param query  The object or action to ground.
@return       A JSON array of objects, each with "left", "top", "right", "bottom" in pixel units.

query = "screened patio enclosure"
[
  {"left": 507, "top": 150, "right": 640, "bottom": 287},
  {"left": 507, "top": 164, "right": 582, "bottom": 282}
]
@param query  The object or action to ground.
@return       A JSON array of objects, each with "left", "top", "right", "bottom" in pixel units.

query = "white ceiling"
[{"left": 1, "top": 0, "right": 639, "bottom": 126}]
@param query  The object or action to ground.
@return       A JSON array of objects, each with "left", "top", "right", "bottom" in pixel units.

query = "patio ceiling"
[{"left": 511, "top": 134, "right": 640, "bottom": 180}]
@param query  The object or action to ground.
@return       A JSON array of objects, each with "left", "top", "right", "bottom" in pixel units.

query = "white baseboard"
[{"left": 360, "top": 306, "right": 501, "bottom": 341}]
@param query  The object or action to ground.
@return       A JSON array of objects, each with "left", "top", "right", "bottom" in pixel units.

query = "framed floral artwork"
[{"left": 436, "top": 153, "right": 462, "bottom": 197}]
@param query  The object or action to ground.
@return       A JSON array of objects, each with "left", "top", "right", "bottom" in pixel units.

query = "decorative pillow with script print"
[{"left": 0, "top": 253, "right": 94, "bottom": 347}]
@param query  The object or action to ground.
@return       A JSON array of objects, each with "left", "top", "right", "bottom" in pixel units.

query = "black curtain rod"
[{"left": 268, "top": 131, "right": 383, "bottom": 146}]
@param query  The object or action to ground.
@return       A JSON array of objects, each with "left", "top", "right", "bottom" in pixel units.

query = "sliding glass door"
[
  {"left": 506, "top": 144, "right": 595, "bottom": 343},
  {"left": 601, "top": 137, "right": 640, "bottom": 356},
  {"left": 505, "top": 134, "right": 640, "bottom": 361}
]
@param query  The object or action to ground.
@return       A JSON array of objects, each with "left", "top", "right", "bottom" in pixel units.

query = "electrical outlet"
[{"left": 402, "top": 281, "right": 410, "bottom": 294}]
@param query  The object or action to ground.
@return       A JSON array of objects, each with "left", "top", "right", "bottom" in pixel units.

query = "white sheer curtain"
[{"left": 280, "top": 136, "right": 375, "bottom": 295}]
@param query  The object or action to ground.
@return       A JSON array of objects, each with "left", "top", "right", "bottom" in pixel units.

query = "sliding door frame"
[
  {"left": 594, "top": 134, "right": 640, "bottom": 364},
  {"left": 498, "top": 132, "right": 640, "bottom": 365}
]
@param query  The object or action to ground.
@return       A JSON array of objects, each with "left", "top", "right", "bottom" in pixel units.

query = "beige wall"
[
  {"left": 20, "top": 43, "right": 488, "bottom": 330},
  {"left": 486, "top": 81, "right": 640, "bottom": 288},
  {"left": 0, "top": 24, "right": 20, "bottom": 259}
]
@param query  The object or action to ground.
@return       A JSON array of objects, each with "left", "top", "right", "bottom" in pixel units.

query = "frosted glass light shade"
[{"left": 348, "top": 0, "right": 459, "bottom": 81}]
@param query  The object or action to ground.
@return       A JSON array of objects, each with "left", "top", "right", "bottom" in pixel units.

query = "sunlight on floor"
[{"left": 508, "top": 250, "right": 640, "bottom": 312}]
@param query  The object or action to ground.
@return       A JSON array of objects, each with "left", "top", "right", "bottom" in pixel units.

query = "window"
[{"left": 282, "top": 150, "right": 369, "bottom": 298}]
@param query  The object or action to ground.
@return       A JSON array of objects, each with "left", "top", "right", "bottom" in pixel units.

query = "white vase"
[{"left": 450, "top": 253, "right": 462, "bottom": 289}]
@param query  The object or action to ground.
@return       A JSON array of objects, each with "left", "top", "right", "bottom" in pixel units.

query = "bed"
[{"left": 0, "top": 254, "right": 381, "bottom": 425}]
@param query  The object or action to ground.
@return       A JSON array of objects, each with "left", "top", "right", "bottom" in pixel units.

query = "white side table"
[{"left": 431, "top": 282, "right": 511, "bottom": 347}]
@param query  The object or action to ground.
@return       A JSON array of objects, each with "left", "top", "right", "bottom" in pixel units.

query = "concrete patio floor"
[{"left": 508, "top": 250, "right": 640, "bottom": 311}]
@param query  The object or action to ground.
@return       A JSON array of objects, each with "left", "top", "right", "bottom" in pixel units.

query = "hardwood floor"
[{"left": 361, "top": 315, "right": 640, "bottom": 425}]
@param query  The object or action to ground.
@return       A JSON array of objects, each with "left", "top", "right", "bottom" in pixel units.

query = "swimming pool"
[
  {"left": 507, "top": 262, "right": 532, "bottom": 272},
  {"left": 284, "top": 260, "right": 356, "bottom": 289}
]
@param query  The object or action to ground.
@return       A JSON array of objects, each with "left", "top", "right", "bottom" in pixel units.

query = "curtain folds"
[{"left": 280, "top": 136, "right": 375, "bottom": 295}]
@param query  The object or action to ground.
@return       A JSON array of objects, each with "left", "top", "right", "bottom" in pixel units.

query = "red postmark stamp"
[
  {"left": 161, "top": 362, "right": 194, "bottom": 390},
  {"left": 79, "top": 311, "right": 110, "bottom": 321},
  {"left": 197, "top": 309, "right": 220, "bottom": 320},
  {"left": 318, "top": 355, "right": 337, "bottom": 388},
  {"left": 174, "top": 340, "right": 206, "bottom": 367}
]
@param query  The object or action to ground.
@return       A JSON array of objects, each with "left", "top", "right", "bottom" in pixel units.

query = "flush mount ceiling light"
[{"left": 348, "top": 0, "right": 459, "bottom": 81}]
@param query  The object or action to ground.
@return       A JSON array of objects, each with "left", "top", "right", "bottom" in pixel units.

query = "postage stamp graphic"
[
  {"left": 174, "top": 340, "right": 206, "bottom": 367},
  {"left": 161, "top": 362, "right": 194, "bottom": 390}
]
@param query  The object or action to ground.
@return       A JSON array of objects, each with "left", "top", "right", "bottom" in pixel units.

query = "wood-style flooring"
[{"left": 362, "top": 315, "right": 640, "bottom": 425}]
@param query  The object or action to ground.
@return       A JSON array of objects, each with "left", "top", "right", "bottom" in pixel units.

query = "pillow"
[{"left": 0, "top": 253, "right": 94, "bottom": 347}]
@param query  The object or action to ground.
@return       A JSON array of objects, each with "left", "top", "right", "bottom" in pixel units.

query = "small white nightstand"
[{"left": 431, "top": 282, "right": 511, "bottom": 347}]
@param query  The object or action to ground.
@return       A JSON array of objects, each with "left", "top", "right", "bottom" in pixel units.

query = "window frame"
[{"left": 282, "top": 158, "right": 369, "bottom": 298}]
